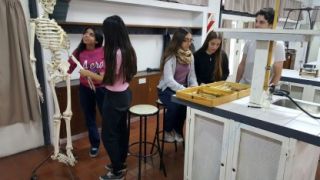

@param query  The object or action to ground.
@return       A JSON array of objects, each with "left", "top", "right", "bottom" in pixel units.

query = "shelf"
[
  {"left": 85, "top": 0, "right": 208, "bottom": 12},
  {"left": 58, "top": 21, "right": 202, "bottom": 35},
  {"left": 67, "top": 0, "right": 206, "bottom": 33},
  {"left": 215, "top": 28, "right": 320, "bottom": 41}
]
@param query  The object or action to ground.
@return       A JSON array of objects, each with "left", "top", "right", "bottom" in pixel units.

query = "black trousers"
[{"left": 101, "top": 88, "right": 131, "bottom": 174}]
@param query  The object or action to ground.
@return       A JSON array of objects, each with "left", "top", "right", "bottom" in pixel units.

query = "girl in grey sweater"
[{"left": 157, "top": 28, "right": 198, "bottom": 143}]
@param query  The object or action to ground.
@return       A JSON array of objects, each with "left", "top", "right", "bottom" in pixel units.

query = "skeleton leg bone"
[
  {"left": 62, "top": 74, "right": 76, "bottom": 166},
  {"left": 48, "top": 77, "right": 76, "bottom": 166},
  {"left": 48, "top": 79, "right": 62, "bottom": 160}
]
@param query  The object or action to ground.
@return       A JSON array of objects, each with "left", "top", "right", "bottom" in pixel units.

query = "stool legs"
[
  {"left": 128, "top": 108, "right": 166, "bottom": 179},
  {"left": 138, "top": 115, "right": 142, "bottom": 180},
  {"left": 156, "top": 111, "right": 167, "bottom": 176},
  {"left": 151, "top": 105, "right": 178, "bottom": 154},
  {"left": 144, "top": 116, "right": 148, "bottom": 163}
]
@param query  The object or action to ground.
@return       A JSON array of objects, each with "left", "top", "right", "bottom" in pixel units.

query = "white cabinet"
[
  {"left": 184, "top": 107, "right": 320, "bottom": 180},
  {"left": 184, "top": 108, "right": 230, "bottom": 180},
  {"left": 280, "top": 81, "right": 320, "bottom": 103},
  {"left": 226, "top": 123, "right": 289, "bottom": 180},
  {"left": 280, "top": 82, "right": 304, "bottom": 100},
  {"left": 313, "top": 89, "right": 320, "bottom": 103}
]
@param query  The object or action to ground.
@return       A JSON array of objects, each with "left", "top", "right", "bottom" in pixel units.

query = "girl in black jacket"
[{"left": 194, "top": 31, "right": 229, "bottom": 85}]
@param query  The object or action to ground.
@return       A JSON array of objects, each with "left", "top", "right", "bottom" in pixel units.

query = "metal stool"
[
  {"left": 151, "top": 99, "right": 178, "bottom": 155},
  {"left": 128, "top": 104, "right": 166, "bottom": 179}
]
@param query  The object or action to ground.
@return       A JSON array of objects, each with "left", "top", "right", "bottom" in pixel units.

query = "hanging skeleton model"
[{"left": 29, "top": 0, "right": 76, "bottom": 166}]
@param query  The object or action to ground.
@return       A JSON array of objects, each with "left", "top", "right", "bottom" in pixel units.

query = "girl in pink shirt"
[
  {"left": 80, "top": 16, "right": 137, "bottom": 179},
  {"left": 68, "top": 27, "right": 104, "bottom": 158}
]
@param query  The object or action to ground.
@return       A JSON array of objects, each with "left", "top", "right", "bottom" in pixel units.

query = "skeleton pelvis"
[{"left": 47, "top": 61, "right": 70, "bottom": 83}]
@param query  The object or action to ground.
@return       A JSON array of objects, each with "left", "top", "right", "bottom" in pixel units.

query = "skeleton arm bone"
[
  {"left": 79, "top": 69, "right": 104, "bottom": 83},
  {"left": 29, "top": 20, "right": 44, "bottom": 102},
  {"left": 70, "top": 55, "right": 96, "bottom": 91}
]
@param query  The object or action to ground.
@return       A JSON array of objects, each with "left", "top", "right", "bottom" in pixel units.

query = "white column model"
[{"left": 30, "top": 0, "right": 76, "bottom": 166}]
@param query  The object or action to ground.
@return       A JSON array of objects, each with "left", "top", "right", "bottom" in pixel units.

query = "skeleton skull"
[{"left": 39, "top": 0, "right": 56, "bottom": 14}]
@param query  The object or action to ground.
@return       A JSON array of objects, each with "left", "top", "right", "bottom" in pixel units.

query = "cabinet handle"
[
  {"left": 220, "top": 163, "right": 224, "bottom": 167},
  {"left": 232, "top": 168, "right": 236, "bottom": 172}
]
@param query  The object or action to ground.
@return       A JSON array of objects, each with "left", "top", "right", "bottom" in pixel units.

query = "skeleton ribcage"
[{"left": 35, "top": 18, "right": 70, "bottom": 52}]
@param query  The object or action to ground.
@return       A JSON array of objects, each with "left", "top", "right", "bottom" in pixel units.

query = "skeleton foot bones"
[{"left": 29, "top": 0, "right": 76, "bottom": 166}]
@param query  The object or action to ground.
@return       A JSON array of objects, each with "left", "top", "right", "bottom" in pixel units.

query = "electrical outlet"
[{"left": 138, "top": 78, "right": 146, "bottom": 84}]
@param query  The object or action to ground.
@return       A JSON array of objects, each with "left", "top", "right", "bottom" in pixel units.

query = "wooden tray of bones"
[{"left": 176, "top": 81, "right": 250, "bottom": 107}]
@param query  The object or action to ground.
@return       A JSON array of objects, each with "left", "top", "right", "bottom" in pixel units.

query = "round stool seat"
[
  {"left": 129, "top": 104, "right": 158, "bottom": 116},
  {"left": 127, "top": 103, "right": 166, "bottom": 178}
]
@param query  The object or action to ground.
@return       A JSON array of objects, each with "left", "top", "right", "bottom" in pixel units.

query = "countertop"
[
  {"left": 281, "top": 69, "right": 320, "bottom": 86},
  {"left": 172, "top": 95, "right": 320, "bottom": 146}
]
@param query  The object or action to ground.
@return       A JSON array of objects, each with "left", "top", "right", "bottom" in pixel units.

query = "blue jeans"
[
  {"left": 158, "top": 88, "right": 186, "bottom": 135},
  {"left": 79, "top": 84, "right": 105, "bottom": 148}
]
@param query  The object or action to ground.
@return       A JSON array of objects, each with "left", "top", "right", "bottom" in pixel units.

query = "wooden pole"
[{"left": 263, "top": 0, "right": 281, "bottom": 90}]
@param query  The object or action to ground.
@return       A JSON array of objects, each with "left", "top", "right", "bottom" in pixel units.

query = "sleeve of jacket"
[
  {"left": 221, "top": 51, "right": 230, "bottom": 80},
  {"left": 163, "top": 56, "right": 186, "bottom": 91},
  {"left": 188, "top": 55, "right": 198, "bottom": 87}
]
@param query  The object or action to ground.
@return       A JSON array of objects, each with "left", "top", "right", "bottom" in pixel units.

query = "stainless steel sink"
[{"left": 272, "top": 98, "right": 320, "bottom": 114}]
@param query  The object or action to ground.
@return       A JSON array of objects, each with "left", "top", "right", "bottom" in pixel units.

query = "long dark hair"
[
  {"left": 74, "top": 26, "right": 103, "bottom": 59},
  {"left": 102, "top": 15, "right": 137, "bottom": 85},
  {"left": 160, "top": 28, "right": 191, "bottom": 72},
  {"left": 195, "top": 31, "right": 224, "bottom": 81}
]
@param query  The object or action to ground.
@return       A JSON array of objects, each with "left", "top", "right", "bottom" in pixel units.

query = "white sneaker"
[
  {"left": 164, "top": 131, "right": 175, "bottom": 142},
  {"left": 174, "top": 132, "right": 184, "bottom": 143}
]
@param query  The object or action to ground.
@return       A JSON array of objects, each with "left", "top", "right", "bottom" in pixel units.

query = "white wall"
[{"left": 0, "top": 0, "right": 44, "bottom": 158}]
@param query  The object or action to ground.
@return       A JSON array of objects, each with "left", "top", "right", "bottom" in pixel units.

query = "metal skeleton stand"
[
  {"left": 28, "top": 0, "right": 80, "bottom": 179},
  {"left": 30, "top": 149, "right": 75, "bottom": 180}
]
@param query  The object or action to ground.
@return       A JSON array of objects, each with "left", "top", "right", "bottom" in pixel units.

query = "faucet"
[{"left": 267, "top": 85, "right": 276, "bottom": 102}]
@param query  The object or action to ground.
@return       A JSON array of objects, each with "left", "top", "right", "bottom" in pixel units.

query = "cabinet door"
[
  {"left": 279, "top": 81, "right": 290, "bottom": 92},
  {"left": 288, "top": 84, "right": 304, "bottom": 100},
  {"left": 147, "top": 74, "right": 161, "bottom": 105},
  {"left": 227, "top": 122, "right": 289, "bottom": 180},
  {"left": 129, "top": 76, "right": 148, "bottom": 105},
  {"left": 284, "top": 140, "right": 320, "bottom": 180},
  {"left": 184, "top": 108, "right": 230, "bottom": 180},
  {"left": 280, "top": 81, "right": 318, "bottom": 103},
  {"left": 313, "top": 87, "right": 320, "bottom": 104}
]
